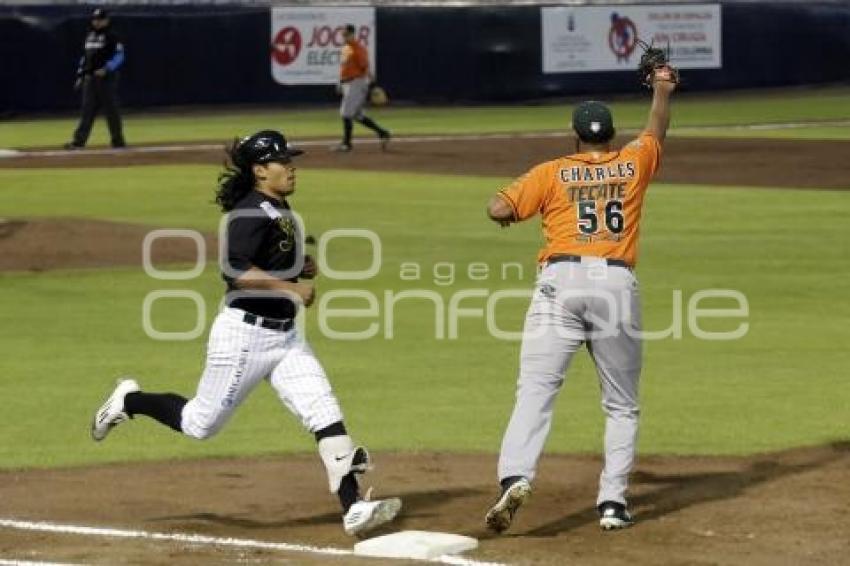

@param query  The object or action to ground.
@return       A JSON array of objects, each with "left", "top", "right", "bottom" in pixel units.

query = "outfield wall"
[{"left": 0, "top": 1, "right": 848, "bottom": 113}]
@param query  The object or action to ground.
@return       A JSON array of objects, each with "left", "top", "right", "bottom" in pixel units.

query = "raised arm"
[{"left": 643, "top": 67, "right": 677, "bottom": 144}]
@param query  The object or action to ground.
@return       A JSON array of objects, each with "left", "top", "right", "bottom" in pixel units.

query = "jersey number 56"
[{"left": 577, "top": 199, "right": 625, "bottom": 235}]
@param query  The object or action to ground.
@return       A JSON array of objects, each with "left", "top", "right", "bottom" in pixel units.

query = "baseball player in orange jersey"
[
  {"left": 333, "top": 24, "right": 390, "bottom": 152},
  {"left": 484, "top": 68, "right": 677, "bottom": 533}
]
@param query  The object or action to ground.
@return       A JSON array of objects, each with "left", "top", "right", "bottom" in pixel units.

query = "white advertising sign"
[
  {"left": 271, "top": 7, "right": 376, "bottom": 85},
  {"left": 542, "top": 4, "right": 721, "bottom": 74}
]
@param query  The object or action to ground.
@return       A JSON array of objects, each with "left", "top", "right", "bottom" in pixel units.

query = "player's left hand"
[
  {"left": 94, "top": 68, "right": 107, "bottom": 78},
  {"left": 652, "top": 65, "right": 679, "bottom": 93},
  {"left": 300, "top": 254, "right": 318, "bottom": 279}
]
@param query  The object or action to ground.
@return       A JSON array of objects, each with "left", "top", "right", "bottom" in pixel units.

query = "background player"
[
  {"left": 90, "top": 129, "right": 401, "bottom": 536},
  {"left": 333, "top": 24, "right": 390, "bottom": 152},
  {"left": 483, "top": 66, "right": 677, "bottom": 532},
  {"left": 65, "top": 8, "right": 126, "bottom": 149}
]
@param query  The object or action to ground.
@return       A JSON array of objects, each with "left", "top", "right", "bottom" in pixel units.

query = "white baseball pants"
[{"left": 180, "top": 307, "right": 343, "bottom": 440}]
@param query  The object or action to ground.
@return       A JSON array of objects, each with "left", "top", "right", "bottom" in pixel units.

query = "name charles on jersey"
[{"left": 560, "top": 161, "right": 636, "bottom": 203}]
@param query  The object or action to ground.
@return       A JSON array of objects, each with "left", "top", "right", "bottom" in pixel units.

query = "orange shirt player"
[
  {"left": 492, "top": 105, "right": 664, "bottom": 267},
  {"left": 483, "top": 67, "right": 677, "bottom": 534},
  {"left": 333, "top": 24, "right": 390, "bottom": 153}
]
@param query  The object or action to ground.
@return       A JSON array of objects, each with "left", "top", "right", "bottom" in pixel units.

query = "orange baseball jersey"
[
  {"left": 498, "top": 132, "right": 661, "bottom": 267},
  {"left": 340, "top": 40, "right": 369, "bottom": 82}
]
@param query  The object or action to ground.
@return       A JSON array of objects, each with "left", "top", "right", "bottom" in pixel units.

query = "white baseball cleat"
[
  {"left": 331, "top": 143, "right": 352, "bottom": 153},
  {"left": 343, "top": 494, "right": 402, "bottom": 536},
  {"left": 91, "top": 378, "right": 140, "bottom": 442},
  {"left": 485, "top": 477, "right": 532, "bottom": 533}
]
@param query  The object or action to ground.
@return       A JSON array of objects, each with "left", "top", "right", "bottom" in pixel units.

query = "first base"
[{"left": 353, "top": 530, "right": 478, "bottom": 560}]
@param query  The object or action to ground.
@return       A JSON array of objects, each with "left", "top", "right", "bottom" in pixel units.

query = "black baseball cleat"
[
  {"left": 598, "top": 500, "right": 634, "bottom": 530},
  {"left": 63, "top": 142, "right": 83, "bottom": 150},
  {"left": 379, "top": 131, "right": 391, "bottom": 151},
  {"left": 485, "top": 477, "right": 531, "bottom": 533}
]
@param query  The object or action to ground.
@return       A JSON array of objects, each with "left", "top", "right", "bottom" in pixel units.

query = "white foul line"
[{"left": 0, "top": 518, "right": 506, "bottom": 566}]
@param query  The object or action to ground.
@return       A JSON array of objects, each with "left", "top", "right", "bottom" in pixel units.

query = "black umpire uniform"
[{"left": 66, "top": 8, "right": 126, "bottom": 149}]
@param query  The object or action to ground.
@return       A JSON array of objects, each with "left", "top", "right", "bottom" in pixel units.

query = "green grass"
[
  {"left": 0, "top": 165, "right": 849, "bottom": 469},
  {"left": 1, "top": 87, "right": 848, "bottom": 148},
  {"left": 0, "top": 165, "right": 220, "bottom": 230},
  {"left": 674, "top": 125, "right": 850, "bottom": 140}
]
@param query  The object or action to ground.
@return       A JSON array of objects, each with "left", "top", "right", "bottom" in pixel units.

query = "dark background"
[{"left": 1, "top": 1, "right": 848, "bottom": 114}]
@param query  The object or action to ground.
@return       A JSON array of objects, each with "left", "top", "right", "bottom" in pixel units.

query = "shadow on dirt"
[
  {"left": 147, "top": 486, "right": 484, "bottom": 531},
  {"left": 523, "top": 441, "right": 850, "bottom": 538}
]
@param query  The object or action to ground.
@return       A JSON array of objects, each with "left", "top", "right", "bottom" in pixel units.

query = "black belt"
[
  {"left": 547, "top": 254, "right": 630, "bottom": 269},
  {"left": 242, "top": 312, "right": 293, "bottom": 332}
]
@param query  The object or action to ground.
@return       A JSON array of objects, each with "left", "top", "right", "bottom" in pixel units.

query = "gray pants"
[
  {"left": 497, "top": 257, "right": 642, "bottom": 505},
  {"left": 340, "top": 76, "right": 369, "bottom": 119}
]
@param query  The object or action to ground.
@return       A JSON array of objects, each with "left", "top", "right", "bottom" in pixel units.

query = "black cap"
[
  {"left": 92, "top": 8, "right": 109, "bottom": 19},
  {"left": 572, "top": 101, "right": 615, "bottom": 143},
  {"left": 236, "top": 130, "right": 304, "bottom": 165}
]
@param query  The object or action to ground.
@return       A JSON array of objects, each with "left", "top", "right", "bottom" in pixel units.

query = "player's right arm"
[
  {"left": 643, "top": 67, "right": 677, "bottom": 144},
  {"left": 486, "top": 164, "right": 550, "bottom": 227},
  {"left": 233, "top": 267, "right": 315, "bottom": 307},
  {"left": 487, "top": 195, "right": 515, "bottom": 227}
]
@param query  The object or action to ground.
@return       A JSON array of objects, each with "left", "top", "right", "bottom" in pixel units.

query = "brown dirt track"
[
  {"left": 0, "top": 218, "right": 217, "bottom": 272},
  {"left": 2, "top": 135, "right": 849, "bottom": 189},
  {"left": 1, "top": 135, "right": 849, "bottom": 564},
  {"left": 2, "top": 445, "right": 849, "bottom": 565}
]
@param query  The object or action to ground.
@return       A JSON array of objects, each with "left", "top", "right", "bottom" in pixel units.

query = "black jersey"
[
  {"left": 79, "top": 26, "right": 123, "bottom": 76},
  {"left": 223, "top": 190, "right": 302, "bottom": 320}
]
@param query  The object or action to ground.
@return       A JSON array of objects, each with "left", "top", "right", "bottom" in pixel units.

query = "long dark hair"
[{"left": 214, "top": 139, "right": 255, "bottom": 212}]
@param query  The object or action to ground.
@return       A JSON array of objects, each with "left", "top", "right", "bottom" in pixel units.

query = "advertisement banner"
[
  {"left": 271, "top": 7, "right": 376, "bottom": 85},
  {"left": 542, "top": 4, "right": 721, "bottom": 74}
]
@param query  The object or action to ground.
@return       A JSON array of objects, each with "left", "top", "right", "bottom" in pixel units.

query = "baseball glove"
[
  {"left": 369, "top": 83, "right": 389, "bottom": 106},
  {"left": 637, "top": 39, "right": 680, "bottom": 88}
]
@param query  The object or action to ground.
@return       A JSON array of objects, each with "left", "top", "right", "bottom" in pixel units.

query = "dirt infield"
[
  {"left": 0, "top": 218, "right": 216, "bottom": 272},
  {"left": 2, "top": 135, "right": 848, "bottom": 189},
  {"left": 1, "top": 444, "right": 848, "bottom": 565}
]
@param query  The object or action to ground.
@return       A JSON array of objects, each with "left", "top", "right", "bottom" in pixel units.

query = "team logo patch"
[{"left": 277, "top": 217, "right": 296, "bottom": 252}]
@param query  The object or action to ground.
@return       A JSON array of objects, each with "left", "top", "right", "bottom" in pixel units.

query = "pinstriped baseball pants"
[
  {"left": 497, "top": 258, "right": 642, "bottom": 505},
  {"left": 180, "top": 307, "right": 343, "bottom": 440}
]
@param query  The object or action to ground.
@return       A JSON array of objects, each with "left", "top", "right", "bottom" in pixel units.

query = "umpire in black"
[{"left": 65, "top": 8, "right": 126, "bottom": 149}]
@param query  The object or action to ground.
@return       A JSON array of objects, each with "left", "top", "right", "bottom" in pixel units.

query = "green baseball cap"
[{"left": 572, "top": 101, "right": 615, "bottom": 143}]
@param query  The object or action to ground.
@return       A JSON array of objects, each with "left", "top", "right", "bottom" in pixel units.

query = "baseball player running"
[
  {"left": 90, "top": 130, "right": 401, "bottom": 536},
  {"left": 332, "top": 24, "right": 390, "bottom": 152},
  {"left": 484, "top": 67, "right": 677, "bottom": 532}
]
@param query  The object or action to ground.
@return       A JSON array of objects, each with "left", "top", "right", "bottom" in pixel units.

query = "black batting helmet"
[{"left": 236, "top": 130, "right": 303, "bottom": 165}]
